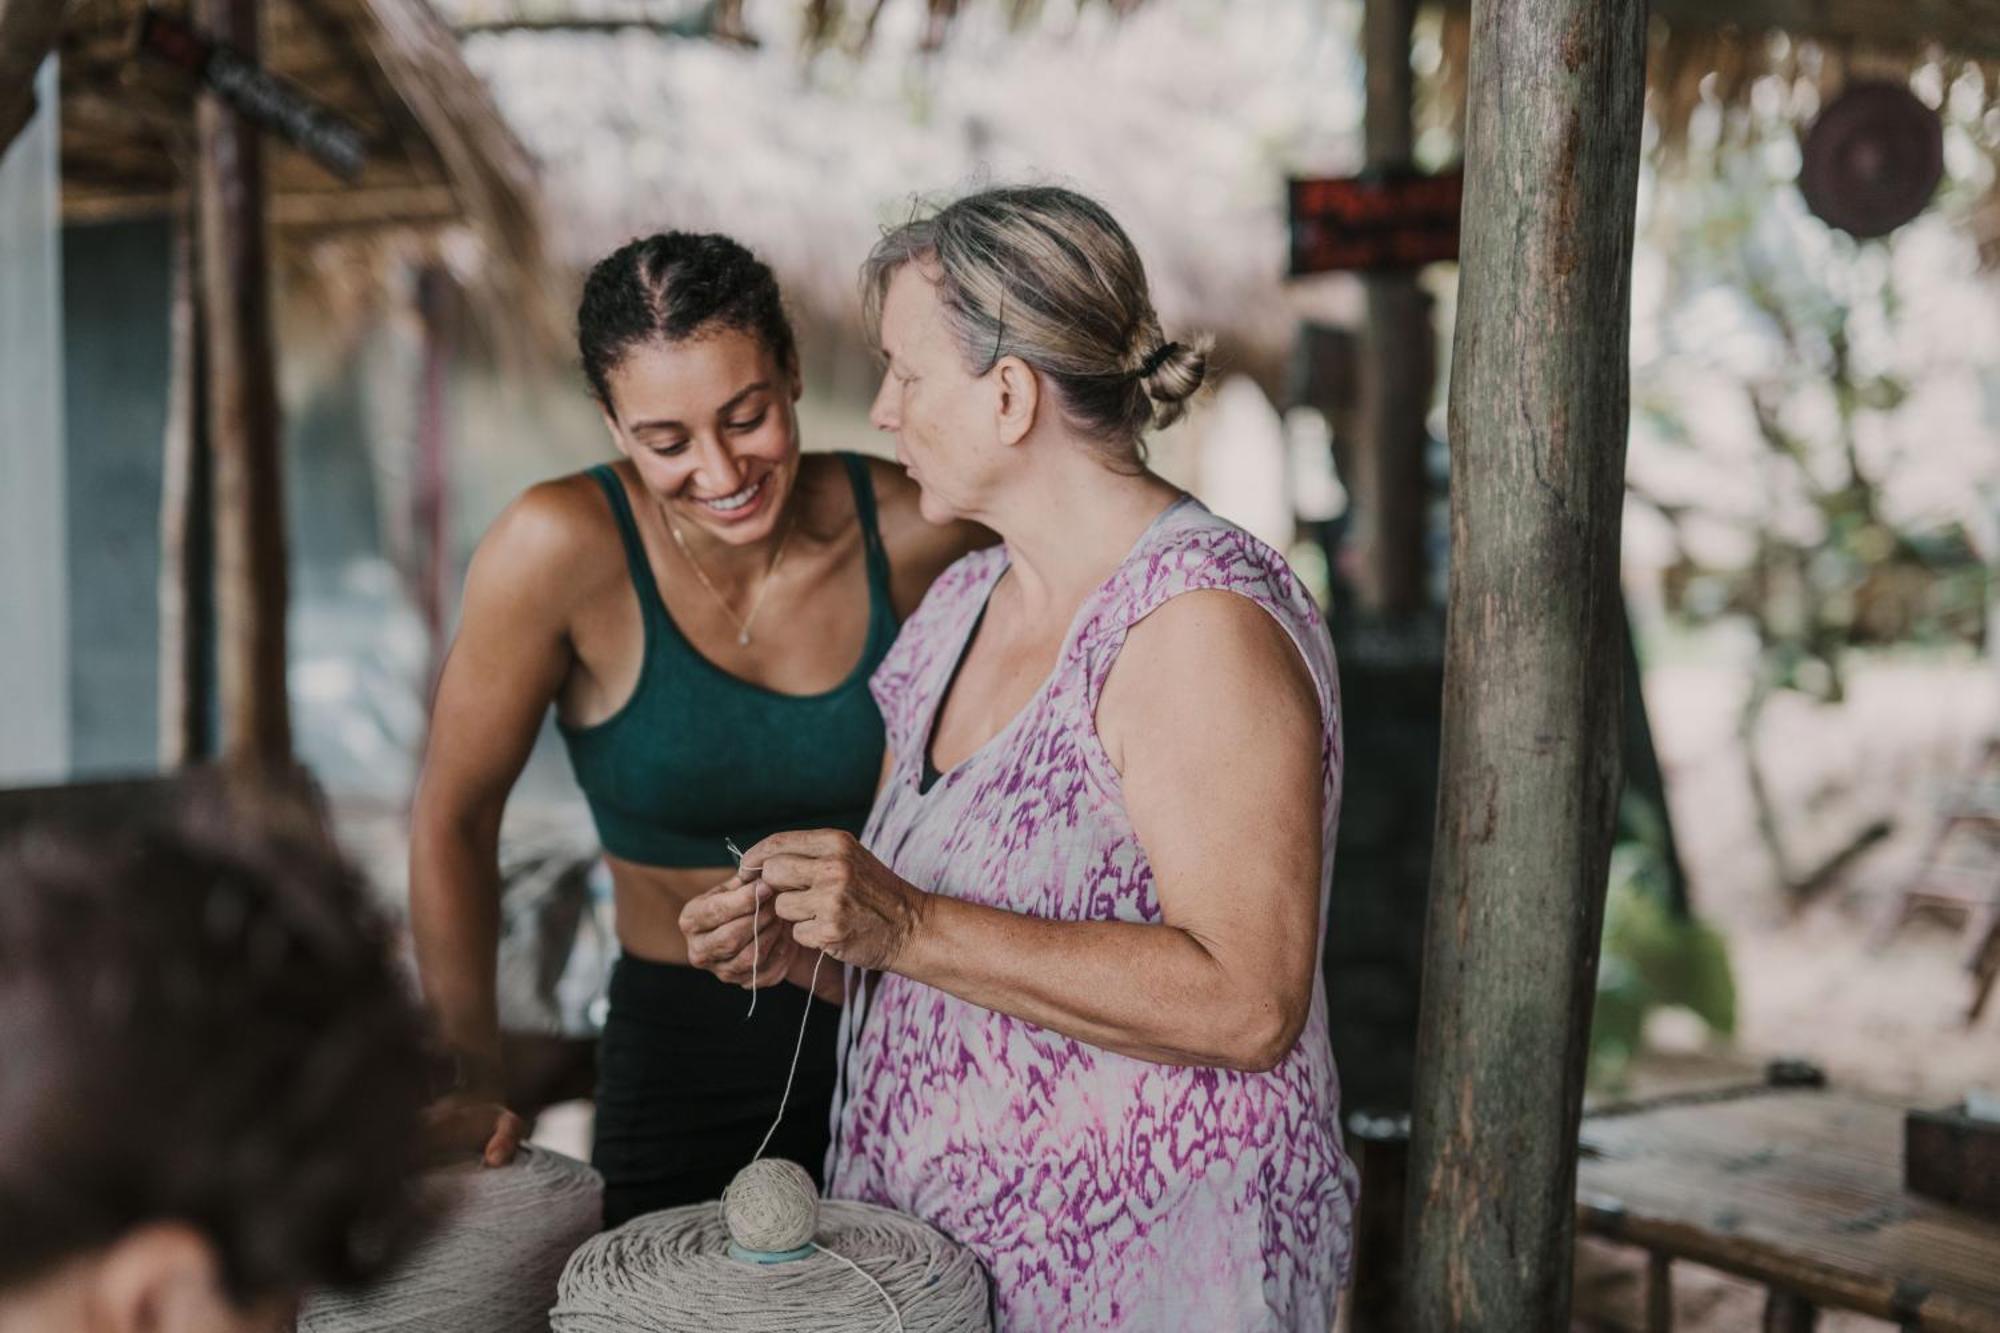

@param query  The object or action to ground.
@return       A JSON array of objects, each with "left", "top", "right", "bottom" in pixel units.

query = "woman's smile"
[{"left": 683, "top": 470, "right": 772, "bottom": 523}]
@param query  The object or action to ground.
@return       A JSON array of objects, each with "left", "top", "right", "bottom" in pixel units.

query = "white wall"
[{"left": 0, "top": 60, "right": 69, "bottom": 785}]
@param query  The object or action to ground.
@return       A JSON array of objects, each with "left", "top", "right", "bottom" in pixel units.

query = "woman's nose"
[
  {"left": 693, "top": 433, "right": 744, "bottom": 495},
  {"left": 868, "top": 374, "right": 899, "bottom": 433}
]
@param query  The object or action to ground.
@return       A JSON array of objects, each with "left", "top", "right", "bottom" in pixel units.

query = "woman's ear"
[
  {"left": 93, "top": 1223, "right": 269, "bottom": 1333},
  {"left": 993, "top": 356, "right": 1040, "bottom": 448},
  {"left": 598, "top": 404, "right": 629, "bottom": 459}
]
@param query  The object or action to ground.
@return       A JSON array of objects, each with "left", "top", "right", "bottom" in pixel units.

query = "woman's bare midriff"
[{"left": 603, "top": 855, "right": 736, "bottom": 966}]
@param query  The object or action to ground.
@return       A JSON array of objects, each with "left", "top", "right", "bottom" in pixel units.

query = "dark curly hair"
[
  {"left": 0, "top": 795, "right": 432, "bottom": 1304},
  {"left": 577, "top": 231, "right": 798, "bottom": 410}
]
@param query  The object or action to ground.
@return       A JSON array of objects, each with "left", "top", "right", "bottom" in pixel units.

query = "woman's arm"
[
  {"left": 742, "top": 591, "right": 1327, "bottom": 1073},
  {"left": 408, "top": 485, "right": 592, "bottom": 1156}
]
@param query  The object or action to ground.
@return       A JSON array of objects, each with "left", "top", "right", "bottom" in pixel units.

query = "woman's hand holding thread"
[{"left": 738, "top": 830, "right": 929, "bottom": 972}]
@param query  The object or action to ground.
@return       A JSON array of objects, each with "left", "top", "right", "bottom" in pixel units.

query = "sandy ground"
[{"left": 1571, "top": 653, "right": 2000, "bottom": 1331}]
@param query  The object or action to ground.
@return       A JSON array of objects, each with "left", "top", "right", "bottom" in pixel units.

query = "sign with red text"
[{"left": 1287, "top": 170, "right": 1463, "bottom": 275}]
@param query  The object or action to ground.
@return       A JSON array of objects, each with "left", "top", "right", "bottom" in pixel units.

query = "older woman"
[{"left": 681, "top": 187, "right": 1355, "bottom": 1329}]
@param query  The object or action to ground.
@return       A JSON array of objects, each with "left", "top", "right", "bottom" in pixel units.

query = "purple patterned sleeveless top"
[{"left": 828, "top": 496, "right": 1357, "bottom": 1331}]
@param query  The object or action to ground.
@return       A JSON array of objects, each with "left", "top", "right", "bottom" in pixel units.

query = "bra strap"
[
  {"left": 838, "top": 453, "right": 896, "bottom": 612},
  {"left": 585, "top": 464, "right": 665, "bottom": 623}
]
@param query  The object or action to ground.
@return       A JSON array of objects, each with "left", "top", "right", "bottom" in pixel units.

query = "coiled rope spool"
[
  {"left": 550, "top": 1158, "right": 991, "bottom": 1332},
  {"left": 298, "top": 1145, "right": 603, "bottom": 1333}
]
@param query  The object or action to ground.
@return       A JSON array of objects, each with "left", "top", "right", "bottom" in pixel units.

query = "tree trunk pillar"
[
  {"left": 196, "top": 0, "right": 292, "bottom": 770},
  {"left": 1404, "top": 0, "right": 1649, "bottom": 1327}
]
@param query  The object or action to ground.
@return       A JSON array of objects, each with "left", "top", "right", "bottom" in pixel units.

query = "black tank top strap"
[
  {"left": 838, "top": 452, "right": 895, "bottom": 608},
  {"left": 584, "top": 464, "right": 667, "bottom": 626}
]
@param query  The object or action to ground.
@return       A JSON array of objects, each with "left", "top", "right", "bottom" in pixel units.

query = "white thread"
[
  {"left": 725, "top": 838, "right": 758, "bottom": 1019},
  {"left": 753, "top": 947, "right": 827, "bottom": 1162},
  {"left": 812, "top": 1241, "right": 907, "bottom": 1333}
]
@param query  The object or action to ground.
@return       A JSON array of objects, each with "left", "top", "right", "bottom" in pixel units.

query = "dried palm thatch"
[
  {"left": 455, "top": 0, "right": 1370, "bottom": 395},
  {"left": 1422, "top": 4, "right": 2000, "bottom": 264},
  {"left": 1424, "top": 4, "right": 1999, "bottom": 149},
  {"left": 53, "top": 0, "right": 558, "bottom": 348}
]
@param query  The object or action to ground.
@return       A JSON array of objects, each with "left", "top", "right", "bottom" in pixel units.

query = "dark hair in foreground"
[
  {"left": 577, "top": 231, "right": 798, "bottom": 409},
  {"left": 0, "top": 798, "right": 432, "bottom": 1302}
]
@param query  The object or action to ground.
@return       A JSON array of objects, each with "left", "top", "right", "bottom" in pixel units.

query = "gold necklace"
[{"left": 660, "top": 485, "right": 797, "bottom": 647}]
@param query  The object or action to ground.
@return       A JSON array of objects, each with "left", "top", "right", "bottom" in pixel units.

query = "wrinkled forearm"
[{"left": 893, "top": 894, "right": 1302, "bottom": 1073}]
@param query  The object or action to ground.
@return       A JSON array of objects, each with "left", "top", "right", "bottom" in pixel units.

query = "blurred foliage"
[
  {"left": 1630, "top": 73, "right": 1998, "bottom": 889},
  {"left": 1593, "top": 794, "right": 1738, "bottom": 1090}
]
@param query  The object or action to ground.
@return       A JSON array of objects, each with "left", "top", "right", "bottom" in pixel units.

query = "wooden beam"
[
  {"left": 1433, "top": 0, "right": 2000, "bottom": 61},
  {"left": 1404, "top": 0, "right": 1649, "bottom": 1328},
  {"left": 0, "top": 0, "right": 64, "bottom": 159},
  {"left": 1356, "top": 0, "right": 1432, "bottom": 617},
  {"left": 160, "top": 207, "right": 215, "bottom": 768},
  {"left": 63, "top": 182, "right": 461, "bottom": 227},
  {"left": 197, "top": 0, "right": 293, "bottom": 771},
  {"left": 1653, "top": 0, "right": 2000, "bottom": 60}
]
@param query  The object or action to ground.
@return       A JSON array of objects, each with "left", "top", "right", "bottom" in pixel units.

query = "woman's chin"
[{"left": 916, "top": 488, "right": 960, "bottom": 528}]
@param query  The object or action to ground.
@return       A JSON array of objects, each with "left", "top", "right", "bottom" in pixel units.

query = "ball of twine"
[
  {"left": 298, "top": 1145, "right": 603, "bottom": 1333},
  {"left": 551, "top": 1160, "right": 991, "bottom": 1333},
  {"left": 721, "top": 1157, "right": 819, "bottom": 1253}
]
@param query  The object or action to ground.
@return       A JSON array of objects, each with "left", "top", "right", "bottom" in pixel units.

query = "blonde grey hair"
[{"left": 862, "top": 186, "right": 1213, "bottom": 463}]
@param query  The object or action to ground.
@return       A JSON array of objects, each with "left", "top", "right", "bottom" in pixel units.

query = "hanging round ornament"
[{"left": 1798, "top": 81, "right": 1945, "bottom": 239}]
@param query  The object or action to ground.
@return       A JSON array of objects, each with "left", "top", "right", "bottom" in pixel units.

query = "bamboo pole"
[
  {"left": 1404, "top": 0, "right": 1649, "bottom": 1327},
  {"left": 196, "top": 0, "right": 293, "bottom": 771},
  {"left": 159, "top": 205, "right": 215, "bottom": 767},
  {"left": 414, "top": 264, "right": 453, "bottom": 703},
  {"left": 1355, "top": 0, "right": 1431, "bottom": 617},
  {"left": 0, "top": 0, "right": 64, "bottom": 159}
]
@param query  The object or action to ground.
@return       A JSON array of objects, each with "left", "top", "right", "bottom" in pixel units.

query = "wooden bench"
[{"left": 1578, "top": 1086, "right": 2000, "bottom": 1331}]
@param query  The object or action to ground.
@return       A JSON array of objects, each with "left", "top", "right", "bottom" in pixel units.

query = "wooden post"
[
  {"left": 1346, "top": 1114, "right": 1412, "bottom": 1333},
  {"left": 1762, "top": 1289, "right": 1819, "bottom": 1332},
  {"left": 0, "top": 0, "right": 65, "bottom": 159},
  {"left": 1646, "top": 1251, "right": 1675, "bottom": 1333},
  {"left": 1404, "top": 0, "right": 1648, "bottom": 1328},
  {"left": 159, "top": 205, "right": 215, "bottom": 767},
  {"left": 1355, "top": 0, "right": 1431, "bottom": 616},
  {"left": 196, "top": 0, "right": 292, "bottom": 770},
  {"left": 414, "top": 265, "right": 453, "bottom": 702}
]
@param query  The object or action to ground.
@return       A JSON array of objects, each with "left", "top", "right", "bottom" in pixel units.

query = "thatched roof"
[
  {"left": 449, "top": 0, "right": 1367, "bottom": 393},
  {"left": 1423, "top": 6, "right": 2000, "bottom": 260},
  {"left": 54, "top": 0, "right": 551, "bottom": 328}
]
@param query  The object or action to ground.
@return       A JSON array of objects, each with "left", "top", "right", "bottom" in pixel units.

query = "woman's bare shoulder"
[{"left": 469, "top": 468, "right": 628, "bottom": 599}]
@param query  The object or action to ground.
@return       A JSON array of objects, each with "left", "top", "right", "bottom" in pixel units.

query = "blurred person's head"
[
  {"left": 0, "top": 801, "right": 431, "bottom": 1333},
  {"left": 579, "top": 231, "right": 804, "bottom": 549},
  {"left": 862, "top": 185, "right": 1211, "bottom": 525}
]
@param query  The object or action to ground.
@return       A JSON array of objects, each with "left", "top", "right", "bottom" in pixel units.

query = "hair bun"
[{"left": 1139, "top": 334, "right": 1213, "bottom": 429}]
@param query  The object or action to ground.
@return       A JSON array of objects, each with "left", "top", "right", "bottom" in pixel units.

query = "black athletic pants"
[{"left": 591, "top": 953, "right": 840, "bottom": 1228}]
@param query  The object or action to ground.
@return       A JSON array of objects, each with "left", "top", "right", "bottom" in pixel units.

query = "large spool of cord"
[
  {"left": 299, "top": 1145, "right": 603, "bottom": 1333},
  {"left": 550, "top": 1158, "right": 991, "bottom": 1332}
]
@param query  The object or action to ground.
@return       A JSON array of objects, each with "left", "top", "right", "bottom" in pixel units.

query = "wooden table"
[{"left": 1577, "top": 1088, "right": 2000, "bottom": 1331}]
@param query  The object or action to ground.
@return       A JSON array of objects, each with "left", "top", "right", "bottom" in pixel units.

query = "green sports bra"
[{"left": 557, "top": 454, "right": 899, "bottom": 867}]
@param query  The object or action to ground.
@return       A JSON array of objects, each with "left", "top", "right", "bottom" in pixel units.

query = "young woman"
[{"left": 409, "top": 232, "right": 986, "bottom": 1226}]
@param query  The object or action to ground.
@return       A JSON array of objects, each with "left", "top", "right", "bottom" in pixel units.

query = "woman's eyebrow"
[
  {"left": 717, "top": 381, "right": 773, "bottom": 414},
  {"left": 626, "top": 381, "right": 773, "bottom": 434}
]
